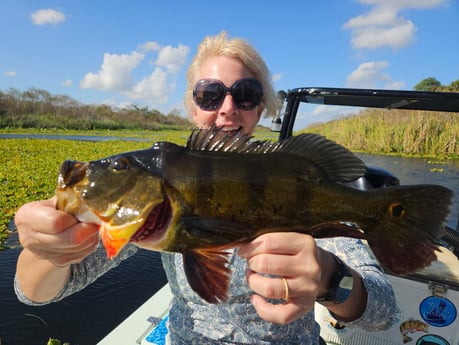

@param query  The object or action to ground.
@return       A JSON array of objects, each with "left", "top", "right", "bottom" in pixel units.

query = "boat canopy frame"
[
  {"left": 277, "top": 87, "right": 459, "bottom": 141},
  {"left": 273, "top": 86, "right": 459, "bottom": 256}
]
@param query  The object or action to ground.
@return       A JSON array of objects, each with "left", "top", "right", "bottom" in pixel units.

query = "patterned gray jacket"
[{"left": 15, "top": 237, "right": 397, "bottom": 345}]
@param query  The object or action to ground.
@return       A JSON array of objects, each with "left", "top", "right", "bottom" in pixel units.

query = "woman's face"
[{"left": 191, "top": 56, "right": 263, "bottom": 135}]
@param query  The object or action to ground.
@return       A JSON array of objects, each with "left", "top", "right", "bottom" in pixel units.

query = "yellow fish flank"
[{"left": 56, "top": 126, "right": 453, "bottom": 303}]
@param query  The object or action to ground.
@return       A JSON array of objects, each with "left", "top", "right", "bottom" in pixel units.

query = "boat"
[{"left": 98, "top": 87, "right": 459, "bottom": 345}]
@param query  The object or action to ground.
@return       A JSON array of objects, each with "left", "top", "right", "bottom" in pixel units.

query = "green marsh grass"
[{"left": 303, "top": 109, "right": 458, "bottom": 159}]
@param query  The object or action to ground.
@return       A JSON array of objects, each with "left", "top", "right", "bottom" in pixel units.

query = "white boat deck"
[
  {"left": 97, "top": 248, "right": 459, "bottom": 345},
  {"left": 413, "top": 247, "right": 459, "bottom": 286}
]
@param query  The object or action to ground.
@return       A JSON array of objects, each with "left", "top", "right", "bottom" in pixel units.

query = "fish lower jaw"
[{"left": 129, "top": 198, "right": 171, "bottom": 244}]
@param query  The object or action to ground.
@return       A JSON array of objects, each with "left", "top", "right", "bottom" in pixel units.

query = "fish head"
[{"left": 56, "top": 151, "right": 178, "bottom": 258}]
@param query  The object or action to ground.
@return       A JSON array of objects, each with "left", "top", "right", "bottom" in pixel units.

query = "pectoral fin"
[
  {"left": 307, "top": 221, "right": 366, "bottom": 239},
  {"left": 183, "top": 249, "right": 231, "bottom": 304},
  {"left": 251, "top": 222, "right": 367, "bottom": 240},
  {"left": 183, "top": 216, "right": 251, "bottom": 246}
]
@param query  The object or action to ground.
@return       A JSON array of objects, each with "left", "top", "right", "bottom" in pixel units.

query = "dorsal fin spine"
[{"left": 186, "top": 125, "right": 366, "bottom": 182}]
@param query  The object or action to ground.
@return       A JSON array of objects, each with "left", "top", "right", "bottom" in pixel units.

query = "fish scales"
[
  {"left": 56, "top": 125, "right": 454, "bottom": 303},
  {"left": 165, "top": 150, "right": 313, "bottom": 228}
]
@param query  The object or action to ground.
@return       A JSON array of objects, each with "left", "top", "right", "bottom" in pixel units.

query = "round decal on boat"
[
  {"left": 419, "top": 296, "right": 457, "bottom": 327},
  {"left": 416, "top": 334, "right": 450, "bottom": 345}
]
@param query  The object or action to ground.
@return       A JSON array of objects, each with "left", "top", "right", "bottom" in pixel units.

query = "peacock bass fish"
[{"left": 56, "top": 126, "right": 453, "bottom": 303}]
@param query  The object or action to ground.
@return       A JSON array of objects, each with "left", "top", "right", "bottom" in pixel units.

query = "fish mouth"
[{"left": 130, "top": 197, "right": 172, "bottom": 243}]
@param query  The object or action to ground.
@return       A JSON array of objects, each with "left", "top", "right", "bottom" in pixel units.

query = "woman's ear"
[{"left": 256, "top": 105, "right": 265, "bottom": 120}]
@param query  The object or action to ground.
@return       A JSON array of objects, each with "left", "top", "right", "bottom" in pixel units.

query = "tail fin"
[{"left": 366, "top": 184, "right": 453, "bottom": 275}]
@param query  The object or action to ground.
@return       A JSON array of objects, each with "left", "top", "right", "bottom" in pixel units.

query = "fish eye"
[
  {"left": 389, "top": 202, "right": 405, "bottom": 218},
  {"left": 111, "top": 157, "right": 130, "bottom": 172}
]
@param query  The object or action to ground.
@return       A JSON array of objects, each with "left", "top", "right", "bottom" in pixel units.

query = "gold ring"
[{"left": 282, "top": 277, "right": 289, "bottom": 302}]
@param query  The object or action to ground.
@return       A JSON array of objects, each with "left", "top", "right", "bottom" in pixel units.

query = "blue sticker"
[
  {"left": 419, "top": 296, "right": 457, "bottom": 327},
  {"left": 416, "top": 334, "right": 450, "bottom": 345}
]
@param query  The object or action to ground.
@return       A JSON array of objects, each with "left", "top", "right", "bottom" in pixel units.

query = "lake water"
[
  {"left": 0, "top": 148, "right": 457, "bottom": 345},
  {"left": 0, "top": 248, "right": 167, "bottom": 345}
]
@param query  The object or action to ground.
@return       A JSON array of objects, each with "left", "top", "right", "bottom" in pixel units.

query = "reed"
[{"left": 303, "top": 109, "right": 458, "bottom": 159}]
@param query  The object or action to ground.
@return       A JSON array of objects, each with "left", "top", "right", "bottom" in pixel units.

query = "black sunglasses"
[{"left": 193, "top": 78, "right": 264, "bottom": 111}]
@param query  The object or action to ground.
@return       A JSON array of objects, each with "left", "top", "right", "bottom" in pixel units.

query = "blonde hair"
[{"left": 185, "top": 31, "right": 280, "bottom": 119}]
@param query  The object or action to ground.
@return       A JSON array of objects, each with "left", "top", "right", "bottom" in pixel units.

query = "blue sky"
[{"left": 1, "top": 0, "right": 458, "bottom": 129}]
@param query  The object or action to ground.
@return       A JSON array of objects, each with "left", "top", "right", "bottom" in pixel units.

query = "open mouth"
[
  {"left": 130, "top": 198, "right": 172, "bottom": 243},
  {"left": 221, "top": 126, "right": 243, "bottom": 136}
]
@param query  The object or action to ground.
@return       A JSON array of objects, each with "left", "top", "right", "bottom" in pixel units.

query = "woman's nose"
[{"left": 218, "top": 93, "right": 238, "bottom": 116}]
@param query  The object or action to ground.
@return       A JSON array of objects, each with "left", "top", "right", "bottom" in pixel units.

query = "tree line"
[
  {"left": 414, "top": 77, "right": 459, "bottom": 92},
  {"left": 0, "top": 87, "right": 191, "bottom": 130},
  {"left": 0, "top": 77, "right": 457, "bottom": 130}
]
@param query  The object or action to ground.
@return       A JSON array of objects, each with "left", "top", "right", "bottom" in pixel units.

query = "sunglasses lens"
[
  {"left": 232, "top": 79, "right": 263, "bottom": 110},
  {"left": 193, "top": 78, "right": 263, "bottom": 111},
  {"left": 193, "top": 80, "right": 225, "bottom": 110}
]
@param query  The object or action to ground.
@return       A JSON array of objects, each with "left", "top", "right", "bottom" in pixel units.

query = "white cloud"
[
  {"left": 138, "top": 41, "right": 161, "bottom": 52},
  {"left": 288, "top": 104, "right": 362, "bottom": 129},
  {"left": 272, "top": 73, "right": 282, "bottom": 82},
  {"left": 62, "top": 79, "right": 72, "bottom": 87},
  {"left": 80, "top": 52, "right": 145, "bottom": 91},
  {"left": 155, "top": 44, "right": 190, "bottom": 74},
  {"left": 311, "top": 104, "right": 361, "bottom": 120},
  {"left": 125, "top": 67, "right": 169, "bottom": 103},
  {"left": 343, "top": 0, "right": 445, "bottom": 50},
  {"left": 348, "top": 20, "right": 417, "bottom": 49},
  {"left": 357, "top": 0, "right": 444, "bottom": 8},
  {"left": 5, "top": 71, "right": 16, "bottom": 76},
  {"left": 385, "top": 80, "right": 406, "bottom": 89},
  {"left": 31, "top": 9, "right": 66, "bottom": 25},
  {"left": 346, "top": 61, "right": 405, "bottom": 89},
  {"left": 80, "top": 41, "right": 191, "bottom": 106}
]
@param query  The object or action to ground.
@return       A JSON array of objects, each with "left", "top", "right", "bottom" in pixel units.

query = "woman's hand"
[
  {"left": 15, "top": 196, "right": 99, "bottom": 266},
  {"left": 15, "top": 196, "right": 99, "bottom": 302},
  {"left": 238, "top": 232, "right": 326, "bottom": 324},
  {"left": 238, "top": 232, "right": 367, "bottom": 325}
]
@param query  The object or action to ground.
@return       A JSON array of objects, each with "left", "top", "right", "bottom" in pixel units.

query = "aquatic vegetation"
[
  {"left": 304, "top": 109, "right": 458, "bottom": 159},
  {"left": 24, "top": 313, "right": 48, "bottom": 326},
  {"left": 47, "top": 338, "right": 69, "bottom": 345}
]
